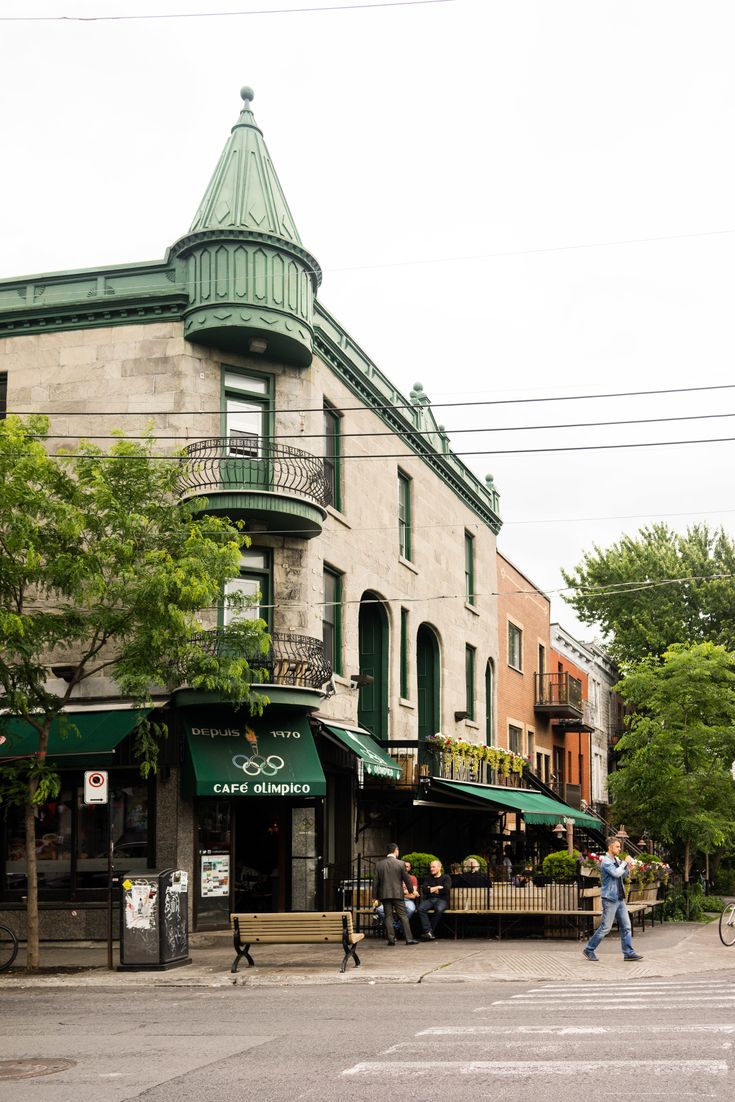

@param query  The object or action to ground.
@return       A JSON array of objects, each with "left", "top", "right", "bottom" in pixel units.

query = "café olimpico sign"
[{"left": 187, "top": 718, "right": 327, "bottom": 797}]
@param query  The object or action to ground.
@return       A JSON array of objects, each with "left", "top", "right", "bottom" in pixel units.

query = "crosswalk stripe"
[
  {"left": 535, "top": 981, "right": 733, "bottom": 991},
  {"left": 496, "top": 994, "right": 735, "bottom": 1002},
  {"left": 420, "top": 1024, "right": 735, "bottom": 1036},
  {"left": 342, "top": 1059, "right": 727, "bottom": 1077}
]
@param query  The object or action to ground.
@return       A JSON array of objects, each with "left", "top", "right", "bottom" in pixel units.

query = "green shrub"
[
  {"left": 714, "top": 868, "right": 735, "bottom": 895},
  {"left": 400, "top": 852, "right": 440, "bottom": 878},
  {"left": 542, "top": 849, "right": 581, "bottom": 880},
  {"left": 664, "top": 884, "right": 723, "bottom": 922},
  {"left": 462, "top": 853, "right": 488, "bottom": 871}
]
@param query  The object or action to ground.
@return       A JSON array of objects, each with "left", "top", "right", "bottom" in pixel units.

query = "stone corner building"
[{"left": 0, "top": 89, "right": 603, "bottom": 937}]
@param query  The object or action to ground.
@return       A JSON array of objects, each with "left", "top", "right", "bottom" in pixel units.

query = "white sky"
[{"left": 2, "top": 0, "right": 734, "bottom": 641}]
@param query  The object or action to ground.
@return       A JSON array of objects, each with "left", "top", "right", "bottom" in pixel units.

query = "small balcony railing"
[
  {"left": 180, "top": 437, "right": 332, "bottom": 511},
  {"left": 192, "top": 630, "right": 332, "bottom": 690},
  {"left": 534, "top": 672, "right": 583, "bottom": 718},
  {"left": 365, "top": 742, "right": 526, "bottom": 790}
]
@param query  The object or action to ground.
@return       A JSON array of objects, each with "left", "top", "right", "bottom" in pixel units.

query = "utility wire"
[
  {"left": 8, "top": 381, "right": 735, "bottom": 419},
  {"left": 0, "top": 1, "right": 452, "bottom": 21},
  {"left": 21, "top": 408, "right": 735, "bottom": 443},
  {"left": 5, "top": 433, "right": 735, "bottom": 461}
]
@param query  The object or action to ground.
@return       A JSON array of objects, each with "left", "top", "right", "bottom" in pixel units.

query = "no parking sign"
[{"left": 84, "top": 770, "right": 108, "bottom": 805}]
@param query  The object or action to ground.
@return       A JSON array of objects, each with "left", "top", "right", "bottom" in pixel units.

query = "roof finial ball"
[{"left": 240, "top": 86, "right": 255, "bottom": 104}]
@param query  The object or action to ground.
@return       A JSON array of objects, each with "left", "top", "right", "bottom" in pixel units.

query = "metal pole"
[
  {"left": 107, "top": 795, "right": 113, "bottom": 970},
  {"left": 566, "top": 818, "right": 574, "bottom": 857}
]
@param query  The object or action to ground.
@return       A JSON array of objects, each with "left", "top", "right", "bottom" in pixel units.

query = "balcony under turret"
[{"left": 180, "top": 437, "right": 330, "bottom": 537}]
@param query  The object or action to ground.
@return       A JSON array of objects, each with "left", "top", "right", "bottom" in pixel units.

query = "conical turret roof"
[{"left": 188, "top": 86, "right": 303, "bottom": 246}]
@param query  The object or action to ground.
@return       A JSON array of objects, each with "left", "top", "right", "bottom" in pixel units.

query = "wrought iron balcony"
[
  {"left": 179, "top": 437, "right": 331, "bottom": 536},
  {"left": 534, "top": 672, "right": 583, "bottom": 719},
  {"left": 192, "top": 630, "right": 332, "bottom": 691},
  {"left": 364, "top": 741, "right": 526, "bottom": 790}
]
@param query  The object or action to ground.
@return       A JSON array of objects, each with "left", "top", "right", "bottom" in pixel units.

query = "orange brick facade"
[{"left": 550, "top": 648, "right": 591, "bottom": 805}]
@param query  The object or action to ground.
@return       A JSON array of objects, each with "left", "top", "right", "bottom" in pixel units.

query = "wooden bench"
[
  {"left": 443, "top": 884, "right": 597, "bottom": 940},
  {"left": 230, "top": 911, "right": 364, "bottom": 974},
  {"left": 584, "top": 886, "right": 665, "bottom": 933}
]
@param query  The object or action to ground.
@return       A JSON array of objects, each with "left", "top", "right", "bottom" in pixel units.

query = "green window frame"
[
  {"left": 223, "top": 548, "right": 271, "bottom": 631},
  {"left": 398, "top": 469, "right": 412, "bottom": 561},
  {"left": 484, "top": 659, "right": 494, "bottom": 745},
  {"left": 0, "top": 371, "right": 7, "bottom": 418},
  {"left": 323, "top": 403, "right": 342, "bottom": 512},
  {"left": 400, "top": 607, "right": 409, "bottom": 699},
  {"left": 464, "top": 531, "right": 475, "bottom": 605},
  {"left": 465, "top": 644, "right": 476, "bottom": 721},
  {"left": 508, "top": 621, "right": 523, "bottom": 671},
  {"left": 221, "top": 367, "right": 272, "bottom": 455},
  {"left": 322, "top": 567, "right": 343, "bottom": 676}
]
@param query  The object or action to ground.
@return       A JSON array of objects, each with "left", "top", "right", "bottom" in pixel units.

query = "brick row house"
[{"left": 0, "top": 88, "right": 610, "bottom": 937}]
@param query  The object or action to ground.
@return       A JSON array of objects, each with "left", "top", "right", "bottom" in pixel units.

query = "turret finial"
[{"left": 240, "top": 86, "right": 255, "bottom": 104}]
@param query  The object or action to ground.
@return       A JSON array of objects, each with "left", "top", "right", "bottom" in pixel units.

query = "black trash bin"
[{"left": 118, "top": 868, "right": 191, "bottom": 971}]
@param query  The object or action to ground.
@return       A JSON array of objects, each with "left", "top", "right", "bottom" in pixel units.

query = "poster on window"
[{"left": 201, "top": 854, "right": 230, "bottom": 897}]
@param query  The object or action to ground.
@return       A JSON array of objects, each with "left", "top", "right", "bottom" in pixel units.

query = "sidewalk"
[{"left": 2, "top": 919, "right": 735, "bottom": 988}]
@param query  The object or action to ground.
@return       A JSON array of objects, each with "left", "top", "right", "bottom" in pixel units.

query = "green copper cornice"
[{"left": 172, "top": 87, "right": 320, "bottom": 366}]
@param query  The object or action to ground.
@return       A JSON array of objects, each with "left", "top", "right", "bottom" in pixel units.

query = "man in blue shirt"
[{"left": 583, "top": 836, "right": 643, "bottom": 962}]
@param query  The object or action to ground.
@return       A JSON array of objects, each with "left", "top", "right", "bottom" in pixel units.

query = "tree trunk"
[
  {"left": 683, "top": 840, "right": 691, "bottom": 883},
  {"left": 24, "top": 788, "right": 40, "bottom": 970}
]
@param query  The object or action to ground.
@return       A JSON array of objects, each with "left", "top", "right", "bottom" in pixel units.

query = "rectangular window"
[
  {"left": 508, "top": 622, "right": 523, "bottom": 670},
  {"left": 508, "top": 724, "right": 522, "bottom": 755},
  {"left": 0, "top": 371, "right": 7, "bottom": 418},
  {"left": 464, "top": 531, "right": 475, "bottom": 605},
  {"left": 400, "top": 607, "right": 409, "bottom": 698},
  {"left": 323, "top": 403, "right": 342, "bottom": 511},
  {"left": 223, "top": 369, "right": 270, "bottom": 457},
  {"left": 538, "top": 643, "right": 545, "bottom": 674},
  {"left": 322, "top": 567, "right": 343, "bottom": 676},
  {"left": 465, "top": 645, "right": 476, "bottom": 720},
  {"left": 224, "top": 548, "right": 271, "bottom": 629},
  {"left": 398, "top": 470, "right": 412, "bottom": 560},
  {"left": 527, "top": 730, "right": 534, "bottom": 760}
]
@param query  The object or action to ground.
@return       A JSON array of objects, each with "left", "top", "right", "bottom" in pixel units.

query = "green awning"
[
  {"left": 431, "top": 779, "right": 600, "bottom": 829},
  {"left": 322, "top": 723, "right": 402, "bottom": 781},
  {"left": 184, "top": 712, "right": 326, "bottom": 797},
  {"left": 0, "top": 709, "right": 150, "bottom": 761}
]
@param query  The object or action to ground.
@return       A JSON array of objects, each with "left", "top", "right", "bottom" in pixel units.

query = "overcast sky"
[{"left": 2, "top": 1, "right": 734, "bottom": 642}]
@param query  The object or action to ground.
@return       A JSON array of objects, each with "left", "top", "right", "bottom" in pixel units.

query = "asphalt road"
[{"left": 2, "top": 973, "right": 735, "bottom": 1101}]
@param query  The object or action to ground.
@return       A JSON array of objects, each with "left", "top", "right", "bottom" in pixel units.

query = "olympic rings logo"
[{"left": 232, "top": 753, "right": 285, "bottom": 777}]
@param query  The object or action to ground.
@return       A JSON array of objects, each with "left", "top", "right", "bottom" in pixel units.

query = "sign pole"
[{"left": 107, "top": 794, "right": 113, "bottom": 970}]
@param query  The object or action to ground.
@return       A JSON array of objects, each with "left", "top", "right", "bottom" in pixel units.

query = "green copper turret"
[{"left": 171, "top": 87, "right": 321, "bottom": 366}]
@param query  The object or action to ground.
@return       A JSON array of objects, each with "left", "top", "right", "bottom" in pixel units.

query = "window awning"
[
  {"left": 0, "top": 709, "right": 151, "bottom": 761},
  {"left": 320, "top": 722, "right": 402, "bottom": 781},
  {"left": 430, "top": 779, "right": 600, "bottom": 829},
  {"left": 184, "top": 712, "right": 326, "bottom": 797}
]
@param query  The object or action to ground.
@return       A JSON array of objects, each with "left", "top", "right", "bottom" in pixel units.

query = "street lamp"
[{"left": 553, "top": 818, "right": 575, "bottom": 855}]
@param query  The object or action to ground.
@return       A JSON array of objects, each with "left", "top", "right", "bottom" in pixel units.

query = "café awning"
[
  {"left": 0, "top": 708, "right": 151, "bottom": 761},
  {"left": 184, "top": 712, "right": 326, "bottom": 797},
  {"left": 320, "top": 722, "right": 402, "bottom": 781},
  {"left": 430, "top": 779, "right": 600, "bottom": 829}
]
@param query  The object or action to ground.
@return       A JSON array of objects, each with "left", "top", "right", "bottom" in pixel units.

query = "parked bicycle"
[
  {"left": 719, "top": 902, "right": 735, "bottom": 946},
  {"left": 0, "top": 923, "right": 19, "bottom": 971}
]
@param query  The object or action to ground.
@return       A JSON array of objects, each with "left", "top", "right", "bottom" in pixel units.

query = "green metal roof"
[
  {"left": 184, "top": 712, "right": 326, "bottom": 797},
  {"left": 188, "top": 87, "right": 304, "bottom": 247},
  {"left": 321, "top": 723, "right": 401, "bottom": 780},
  {"left": 431, "top": 779, "right": 600, "bottom": 829},
  {"left": 0, "top": 709, "right": 150, "bottom": 760}
]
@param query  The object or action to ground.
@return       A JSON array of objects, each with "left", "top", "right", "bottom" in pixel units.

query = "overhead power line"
[
  {"left": 0, "top": 0, "right": 452, "bottom": 21},
  {"left": 8, "top": 381, "right": 735, "bottom": 420},
  {"left": 20, "top": 408, "right": 735, "bottom": 444}
]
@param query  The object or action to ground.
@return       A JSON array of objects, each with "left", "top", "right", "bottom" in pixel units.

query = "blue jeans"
[
  {"left": 376, "top": 899, "right": 416, "bottom": 930},
  {"left": 418, "top": 897, "right": 448, "bottom": 933},
  {"left": 586, "top": 896, "right": 635, "bottom": 956}
]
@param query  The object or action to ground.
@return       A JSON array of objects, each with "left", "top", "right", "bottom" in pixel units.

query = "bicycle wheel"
[
  {"left": 0, "top": 924, "right": 19, "bottom": 971},
  {"left": 719, "top": 903, "right": 735, "bottom": 947}
]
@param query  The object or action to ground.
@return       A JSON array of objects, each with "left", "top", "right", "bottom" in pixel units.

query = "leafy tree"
[
  {"left": 609, "top": 643, "right": 735, "bottom": 880},
  {"left": 0, "top": 416, "right": 270, "bottom": 969},
  {"left": 562, "top": 523, "right": 735, "bottom": 664}
]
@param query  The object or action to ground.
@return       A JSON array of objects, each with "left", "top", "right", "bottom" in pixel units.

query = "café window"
[{"left": 1, "top": 770, "right": 153, "bottom": 899}]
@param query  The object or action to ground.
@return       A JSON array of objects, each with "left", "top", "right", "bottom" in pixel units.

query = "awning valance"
[
  {"left": 430, "top": 779, "right": 600, "bottom": 829},
  {"left": 321, "top": 722, "right": 401, "bottom": 781},
  {"left": 184, "top": 712, "right": 326, "bottom": 797},
  {"left": 0, "top": 709, "right": 151, "bottom": 761}
]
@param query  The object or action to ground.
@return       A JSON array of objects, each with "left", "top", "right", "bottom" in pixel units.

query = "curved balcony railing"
[
  {"left": 192, "top": 629, "right": 332, "bottom": 691},
  {"left": 180, "top": 437, "right": 332, "bottom": 510}
]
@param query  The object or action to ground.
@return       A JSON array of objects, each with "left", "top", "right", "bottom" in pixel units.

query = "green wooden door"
[{"left": 417, "top": 624, "right": 440, "bottom": 741}]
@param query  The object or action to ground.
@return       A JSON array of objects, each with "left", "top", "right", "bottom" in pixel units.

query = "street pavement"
[{"left": 1, "top": 915, "right": 734, "bottom": 988}]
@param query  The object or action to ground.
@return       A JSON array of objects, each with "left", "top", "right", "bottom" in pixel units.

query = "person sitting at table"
[
  {"left": 417, "top": 859, "right": 452, "bottom": 940},
  {"left": 456, "top": 857, "right": 491, "bottom": 887}
]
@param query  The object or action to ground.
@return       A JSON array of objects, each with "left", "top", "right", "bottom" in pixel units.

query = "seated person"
[
  {"left": 375, "top": 858, "right": 419, "bottom": 935},
  {"left": 512, "top": 864, "right": 534, "bottom": 887},
  {"left": 456, "top": 858, "right": 491, "bottom": 888},
  {"left": 417, "top": 859, "right": 452, "bottom": 939}
]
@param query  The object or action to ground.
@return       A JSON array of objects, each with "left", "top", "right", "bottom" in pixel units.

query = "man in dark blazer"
[{"left": 371, "top": 843, "right": 419, "bottom": 945}]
